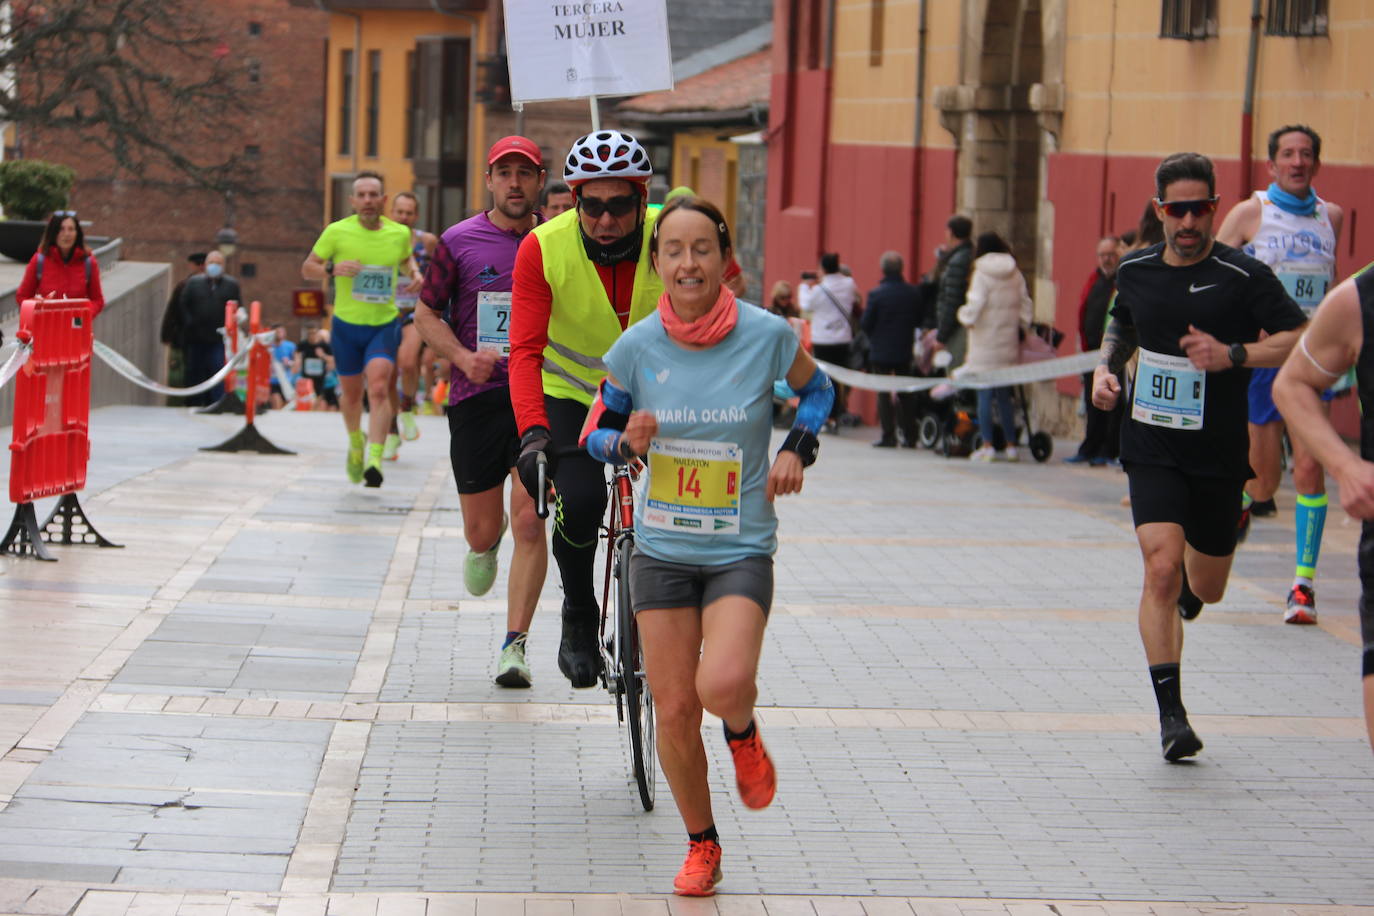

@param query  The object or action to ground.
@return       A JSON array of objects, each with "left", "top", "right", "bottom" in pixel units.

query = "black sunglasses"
[
  {"left": 578, "top": 193, "right": 640, "bottom": 219},
  {"left": 1154, "top": 197, "right": 1218, "bottom": 219}
]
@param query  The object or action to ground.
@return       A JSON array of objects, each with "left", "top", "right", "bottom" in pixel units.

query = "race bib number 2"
[
  {"left": 476, "top": 291, "right": 512, "bottom": 356},
  {"left": 645, "top": 438, "right": 742, "bottom": 535},
  {"left": 1133, "top": 347, "right": 1205, "bottom": 430}
]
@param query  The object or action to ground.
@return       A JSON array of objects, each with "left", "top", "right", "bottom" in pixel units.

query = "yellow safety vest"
[{"left": 532, "top": 208, "right": 662, "bottom": 405}]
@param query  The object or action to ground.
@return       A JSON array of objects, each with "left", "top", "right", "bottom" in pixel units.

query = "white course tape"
[
  {"left": 0, "top": 339, "right": 33, "bottom": 391},
  {"left": 815, "top": 349, "right": 1103, "bottom": 393},
  {"left": 94, "top": 340, "right": 251, "bottom": 397}
]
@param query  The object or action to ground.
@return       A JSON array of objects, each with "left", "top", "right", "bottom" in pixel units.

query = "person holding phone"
[{"left": 797, "top": 253, "right": 859, "bottom": 429}]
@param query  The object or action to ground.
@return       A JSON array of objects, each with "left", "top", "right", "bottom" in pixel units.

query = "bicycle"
[{"left": 535, "top": 453, "right": 656, "bottom": 810}]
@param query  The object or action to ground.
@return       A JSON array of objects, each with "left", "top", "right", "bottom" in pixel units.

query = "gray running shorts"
[{"left": 628, "top": 549, "right": 773, "bottom": 618}]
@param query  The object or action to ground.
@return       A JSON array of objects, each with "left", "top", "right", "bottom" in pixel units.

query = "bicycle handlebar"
[{"left": 535, "top": 452, "right": 549, "bottom": 519}]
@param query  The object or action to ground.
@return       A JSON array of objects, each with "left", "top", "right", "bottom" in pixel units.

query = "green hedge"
[{"left": 0, "top": 160, "right": 75, "bottom": 221}]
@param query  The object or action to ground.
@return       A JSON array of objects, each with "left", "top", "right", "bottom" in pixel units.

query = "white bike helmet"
[{"left": 564, "top": 130, "right": 653, "bottom": 188}]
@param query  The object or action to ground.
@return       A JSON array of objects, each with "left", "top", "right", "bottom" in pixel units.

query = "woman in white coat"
[{"left": 956, "top": 232, "right": 1033, "bottom": 461}]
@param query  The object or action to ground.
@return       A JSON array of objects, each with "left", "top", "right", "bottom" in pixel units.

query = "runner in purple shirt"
[{"left": 414, "top": 135, "right": 549, "bottom": 688}]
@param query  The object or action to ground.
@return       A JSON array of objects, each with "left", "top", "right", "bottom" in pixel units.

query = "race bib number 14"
[{"left": 645, "top": 438, "right": 742, "bottom": 535}]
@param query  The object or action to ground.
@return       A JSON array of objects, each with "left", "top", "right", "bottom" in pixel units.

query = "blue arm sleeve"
[
  {"left": 585, "top": 429, "right": 625, "bottom": 465},
  {"left": 793, "top": 367, "right": 834, "bottom": 434},
  {"left": 584, "top": 378, "right": 635, "bottom": 464}
]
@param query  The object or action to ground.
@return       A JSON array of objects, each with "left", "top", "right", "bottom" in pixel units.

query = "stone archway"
[{"left": 932, "top": 0, "right": 1064, "bottom": 305}]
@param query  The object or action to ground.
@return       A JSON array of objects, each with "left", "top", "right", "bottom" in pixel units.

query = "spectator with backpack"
[{"left": 16, "top": 210, "right": 105, "bottom": 316}]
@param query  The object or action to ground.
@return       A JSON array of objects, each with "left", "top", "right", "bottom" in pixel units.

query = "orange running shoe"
[
  {"left": 673, "top": 839, "right": 722, "bottom": 896},
  {"left": 726, "top": 723, "right": 776, "bottom": 809}
]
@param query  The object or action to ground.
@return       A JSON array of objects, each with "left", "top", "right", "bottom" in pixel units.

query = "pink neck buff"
[{"left": 657, "top": 287, "right": 738, "bottom": 347}]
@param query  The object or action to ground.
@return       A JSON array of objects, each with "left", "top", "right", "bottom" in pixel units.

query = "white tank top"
[{"left": 1243, "top": 189, "right": 1337, "bottom": 315}]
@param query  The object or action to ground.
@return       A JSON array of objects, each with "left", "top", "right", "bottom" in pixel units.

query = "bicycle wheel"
[{"left": 615, "top": 532, "right": 656, "bottom": 811}]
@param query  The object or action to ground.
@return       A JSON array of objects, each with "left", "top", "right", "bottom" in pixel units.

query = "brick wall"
[{"left": 20, "top": 0, "right": 328, "bottom": 337}]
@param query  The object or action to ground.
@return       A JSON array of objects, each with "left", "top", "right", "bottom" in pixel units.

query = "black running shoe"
[
  {"left": 1160, "top": 712, "right": 1203, "bottom": 761},
  {"left": 363, "top": 464, "right": 383, "bottom": 488},
  {"left": 1235, "top": 506, "right": 1251, "bottom": 545},
  {"left": 557, "top": 601, "right": 602, "bottom": 688},
  {"left": 1250, "top": 497, "right": 1277, "bottom": 517},
  {"left": 1177, "top": 569, "right": 1204, "bottom": 621}
]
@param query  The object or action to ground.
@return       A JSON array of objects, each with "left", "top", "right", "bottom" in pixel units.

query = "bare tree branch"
[{"left": 0, "top": 0, "right": 260, "bottom": 194}]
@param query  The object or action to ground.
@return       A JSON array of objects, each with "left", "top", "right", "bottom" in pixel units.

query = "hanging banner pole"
[{"left": 589, "top": 95, "right": 600, "bottom": 131}]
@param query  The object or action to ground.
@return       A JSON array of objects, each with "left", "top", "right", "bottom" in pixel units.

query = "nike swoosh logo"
[
  {"left": 1158, "top": 677, "right": 1175, "bottom": 684},
  {"left": 1189, "top": 283, "right": 1217, "bottom": 293}
]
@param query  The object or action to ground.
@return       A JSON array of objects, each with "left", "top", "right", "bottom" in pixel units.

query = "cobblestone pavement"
[{"left": 0, "top": 405, "right": 1370, "bottom": 916}]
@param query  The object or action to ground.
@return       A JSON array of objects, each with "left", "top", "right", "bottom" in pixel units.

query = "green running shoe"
[
  {"left": 399, "top": 410, "right": 420, "bottom": 441},
  {"left": 382, "top": 433, "right": 401, "bottom": 461},
  {"left": 464, "top": 513, "right": 507, "bottom": 596},
  {"left": 494, "top": 633, "right": 531, "bottom": 688},
  {"left": 346, "top": 439, "right": 365, "bottom": 484}
]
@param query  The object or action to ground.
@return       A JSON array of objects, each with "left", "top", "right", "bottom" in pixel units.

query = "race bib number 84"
[{"left": 645, "top": 438, "right": 742, "bottom": 535}]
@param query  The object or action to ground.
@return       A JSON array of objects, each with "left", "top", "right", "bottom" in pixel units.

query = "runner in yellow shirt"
[{"left": 301, "top": 170, "right": 422, "bottom": 487}]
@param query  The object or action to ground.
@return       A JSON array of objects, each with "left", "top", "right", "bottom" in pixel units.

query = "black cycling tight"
[{"left": 547, "top": 395, "right": 609, "bottom": 611}]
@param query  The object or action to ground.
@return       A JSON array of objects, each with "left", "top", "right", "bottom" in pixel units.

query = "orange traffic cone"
[{"left": 294, "top": 377, "right": 315, "bottom": 411}]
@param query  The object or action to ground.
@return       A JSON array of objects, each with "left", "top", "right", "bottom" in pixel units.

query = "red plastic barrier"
[
  {"left": 8, "top": 298, "right": 94, "bottom": 503},
  {"left": 246, "top": 301, "right": 269, "bottom": 422}
]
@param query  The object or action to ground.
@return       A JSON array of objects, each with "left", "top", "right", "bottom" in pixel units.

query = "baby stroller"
[{"left": 926, "top": 323, "right": 1061, "bottom": 463}]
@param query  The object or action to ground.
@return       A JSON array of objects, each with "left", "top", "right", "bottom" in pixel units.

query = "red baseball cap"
[{"left": 486, "top": 136, "right": 542, "bottom": 168}]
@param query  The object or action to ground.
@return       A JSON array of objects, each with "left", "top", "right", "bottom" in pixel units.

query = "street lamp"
[{"left": 215, "top": 224, "right": 239, "bottom": 259}]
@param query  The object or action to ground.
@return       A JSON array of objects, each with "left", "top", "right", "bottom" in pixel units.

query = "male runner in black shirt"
[{"left": 1092, "top": 152, "right": 1306, "bottom": 761}]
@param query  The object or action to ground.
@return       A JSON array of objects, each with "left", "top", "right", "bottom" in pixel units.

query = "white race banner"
[{"left": 504, "top": 0, "right": 673, "bottom": 104}]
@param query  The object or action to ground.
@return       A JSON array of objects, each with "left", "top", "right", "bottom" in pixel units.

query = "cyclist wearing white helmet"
[{"left": 510, "top": 129, "right": 664, "bottom": 688}]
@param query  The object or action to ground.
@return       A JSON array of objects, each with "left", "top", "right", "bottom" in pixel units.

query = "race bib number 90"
[
  {"left": 645, "top": 438, "right": 742, "bottom": 535},
  {"left": 1132, "top": 347, "right": 1205, "bottom": 430},
  {"left": 354, "top": 265, "right": 394, "bottom": 304},
  {"left": 476, "top": 291, "right": 513, "bottom": 356}
]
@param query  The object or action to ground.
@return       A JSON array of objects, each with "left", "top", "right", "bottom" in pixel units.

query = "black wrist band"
[
  {"left": 616, "top": 435, "right": 636, "bottom": 462},
  {"left": 779, "top": 427, "right": 819, "bottom": 467}
]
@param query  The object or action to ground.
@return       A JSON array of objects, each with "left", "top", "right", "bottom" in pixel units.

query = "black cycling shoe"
[
  {"left": 1250, "top": 497, "right": 1277, "bottom": 517},
  {"left": 1160, "top": 712, "right": 1203, "bottom": 761},
  {"left": 558, "top": 602, "right": 602, "bottom": 688},
  {"left": 1177, "top": 569, "right": 1204, "bottom": 621}
]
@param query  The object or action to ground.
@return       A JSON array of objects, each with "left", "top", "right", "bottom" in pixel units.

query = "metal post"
[{"left": 589, "top": 95, "right": 600, "bottom": 131}]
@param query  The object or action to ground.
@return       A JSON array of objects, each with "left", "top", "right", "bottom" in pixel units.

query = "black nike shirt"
[{"left": 1113, "top": 241, "right": 1305, "bottom": 478}]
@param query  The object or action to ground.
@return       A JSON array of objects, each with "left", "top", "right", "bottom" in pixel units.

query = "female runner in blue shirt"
[{"left": 582, "top": 196, "right": 834, "bottom": 896}]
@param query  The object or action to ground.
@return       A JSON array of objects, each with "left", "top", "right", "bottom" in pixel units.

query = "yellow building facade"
[{"left": 313, "top": 2, "right": 492, "bottom": 231}]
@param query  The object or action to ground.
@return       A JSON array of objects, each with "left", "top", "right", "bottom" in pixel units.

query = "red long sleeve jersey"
[{"left": 508, "top": 232, "right": 640, "bottom": 434}]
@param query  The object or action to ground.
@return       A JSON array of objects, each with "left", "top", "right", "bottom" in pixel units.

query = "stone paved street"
[{"left": 0, "top": 405, "right": 1370, "bottom": 916}]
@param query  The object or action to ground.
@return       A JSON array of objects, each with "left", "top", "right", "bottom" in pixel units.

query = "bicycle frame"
[{"left": 598, "top": 461, "right": 637, "bottom": 698}]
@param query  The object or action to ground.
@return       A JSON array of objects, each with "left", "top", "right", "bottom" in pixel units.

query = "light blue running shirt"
[{"left": 603, "top": 303, "right": 799, "bottom": 566}]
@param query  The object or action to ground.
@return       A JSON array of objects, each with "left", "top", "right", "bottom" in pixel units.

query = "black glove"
[{"left": 517, "top": 425, "right": 555, "bottom": 499}]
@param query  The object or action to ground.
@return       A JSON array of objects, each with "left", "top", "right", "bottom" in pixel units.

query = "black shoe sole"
[
  {"left": 494, "top": 670, "right": 532, "bottom": 688},
  {"left": 1251, "top": 498, "right": 1277, "bottom": 517},
  {"left": 557, "top": 649, "right": 601, "bottom": 688},
  {"left": 363, "top": 466, "right": 383, "bottom": 488},
  {"left": 1177, "top": 569, "right": 1204, "bottom": 620},
  {"left": 1163, "top": 727, "right": 1203, "bottom": 761}
]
